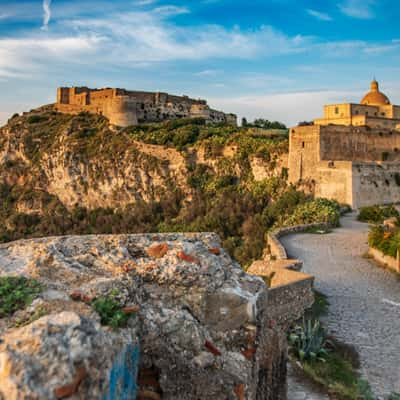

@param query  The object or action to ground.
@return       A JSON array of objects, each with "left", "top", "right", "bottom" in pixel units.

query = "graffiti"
[{"left": 103, "top": 343, "right": 140, "bottom": 400}]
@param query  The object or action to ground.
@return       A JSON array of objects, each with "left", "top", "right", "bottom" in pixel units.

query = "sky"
[{"left": 0, "top": 0, "right": 400, "bottom": 126}]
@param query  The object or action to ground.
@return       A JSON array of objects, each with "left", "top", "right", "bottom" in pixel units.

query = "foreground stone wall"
[
  {"left": 268, "top": 278, "right": 314, "bottom": 329},
  {"left": 0, "top": 233, "right": 286, "bottom": 400}
]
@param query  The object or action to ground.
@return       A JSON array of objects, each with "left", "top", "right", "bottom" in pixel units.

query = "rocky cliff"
[
  {"left": 0, "top": 107, "right": 290, "bottom": 266},
  {"left": 0, "top": 233, "right": 287, "bottom": 399},
  {"left": 0, "top": 107, "right": 287, "bottom": 212}
]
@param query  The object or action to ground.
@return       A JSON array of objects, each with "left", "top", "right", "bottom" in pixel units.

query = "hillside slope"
[{"left": 0, "top": 106, "right": 309, "bottom": 265}]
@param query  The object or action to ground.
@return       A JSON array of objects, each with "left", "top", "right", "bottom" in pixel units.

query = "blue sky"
[{"left": 0, "top": 0, "right": 400, "bottom": 125}]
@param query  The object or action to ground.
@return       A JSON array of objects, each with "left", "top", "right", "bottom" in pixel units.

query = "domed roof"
[{"left": 361, "top": 80, "right": 391, "bottom": 106}]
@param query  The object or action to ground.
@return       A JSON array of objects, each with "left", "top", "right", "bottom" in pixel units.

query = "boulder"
[{"left": 0, "top": 233, "right": 287, "bottom": 399}]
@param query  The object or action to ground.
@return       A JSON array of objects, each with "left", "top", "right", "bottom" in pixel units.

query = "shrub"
[
  {"left": 0, "top": 276, "right": 42, "bottom": 317},
  {"left": 368, "top": 225, "right": 400, "bottom": 258},
  {"left": 358, "top": 205, "right": 399, "bottom": 224},
  {"left": 27, "top": 115, "right": 48, "bottom": 124},
  {"left": 276, "top": 198, "right": 341, "bottom": 228}
]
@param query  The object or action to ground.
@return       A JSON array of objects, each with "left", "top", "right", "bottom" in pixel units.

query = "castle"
[
  {"left": 289, "top": 80, "right": 400, "bottom": 208},
  {"left": 56, "top": 87, "right": 237, "bottom": 127}
]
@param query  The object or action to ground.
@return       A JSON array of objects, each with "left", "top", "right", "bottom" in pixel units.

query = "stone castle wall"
[
  {"left": 56, "top": 87, "right": 237, "bottom": 127},
  {"left": 289, "top": 124, "right": 400, "bottom": 208}
]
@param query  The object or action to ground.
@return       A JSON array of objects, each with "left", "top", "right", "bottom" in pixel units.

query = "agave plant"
[{"left": 288, "top": 318, "right": 328, "bottom": 362}]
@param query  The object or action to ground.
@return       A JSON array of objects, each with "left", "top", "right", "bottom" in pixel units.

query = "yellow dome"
[{"left": 361, "top": 80, "right": 391, "bottom": 106}]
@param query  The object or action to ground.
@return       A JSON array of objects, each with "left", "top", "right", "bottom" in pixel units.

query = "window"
[
  {"left": 366, "top": 111, "right": 369, "bottom": 116},
  {"left": 355, "top": 110, "right": 359, "bottom": 115},
  {"left": 335, "top": 107, "right": 339, "bottom": 114},
  {"left": 382, "top": 112, "right": 385, "bottom": 116},
  {"left": 302, "top": 142, "right": 305, "bottom": 148}
]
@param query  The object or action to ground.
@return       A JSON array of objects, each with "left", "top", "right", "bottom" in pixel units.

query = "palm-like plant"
[{"left": 288, "top": 318, "right": 328, "bottom": 362}]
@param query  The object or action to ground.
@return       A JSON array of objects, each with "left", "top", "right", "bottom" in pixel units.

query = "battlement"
[{"left": 56, "top": 87, "right": 237, "bottom": 127}]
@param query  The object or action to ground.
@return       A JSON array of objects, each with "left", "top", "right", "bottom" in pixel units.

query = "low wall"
[
  {"left": 268, "top": 277, "right": 314, "bottom": 330},
  {"left": 368, "top": 247, "right": 400, "bottom": 273},
  {"left": 265, "top": 223, "right": 331, "bottom": 260}
]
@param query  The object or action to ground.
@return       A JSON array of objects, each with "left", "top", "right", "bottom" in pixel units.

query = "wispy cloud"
[
  {"left": 307, "top": 9, "right": 332, "bottom": 21},
  {"left": 42, "top": 0, "right": 52, "bottom": 30},
  {"left": 195, "top": 69, "right": 221, "bottom": 77},
  {"left": 339, "top": 0, "right": 376, "bottom": 19}
]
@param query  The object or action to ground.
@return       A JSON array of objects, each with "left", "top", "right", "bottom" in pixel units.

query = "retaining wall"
[
  {"left": 265, "top": 223, "right": 331, "bottom": 260},
  {"left": 368, "top": 247, "right": 400, "bottom": 273}
]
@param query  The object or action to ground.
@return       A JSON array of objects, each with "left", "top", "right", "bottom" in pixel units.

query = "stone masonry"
[{"left": 56, "top": 87, "right": 237, "bottom": 127}]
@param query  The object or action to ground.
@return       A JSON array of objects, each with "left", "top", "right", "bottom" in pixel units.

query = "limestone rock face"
[{"left": 0, "top": 233, "right": 287, "bottom": 400}]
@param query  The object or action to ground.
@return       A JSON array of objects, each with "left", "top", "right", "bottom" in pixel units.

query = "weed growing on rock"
[
  {"left": 0, "top": 276, "right": 42, "bottom": 318},
  {"left": 92, "top": 296, "right": 129, "bottom": 329}
]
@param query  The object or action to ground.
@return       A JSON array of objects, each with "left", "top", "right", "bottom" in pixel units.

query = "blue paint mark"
[{"left": 103, "top": 343, "right": 140, "bottom": 400}]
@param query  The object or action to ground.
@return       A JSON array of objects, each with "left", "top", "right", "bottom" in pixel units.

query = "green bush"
[
  {"left": 276, "top": 198, "right": 341, "bottom": 228},
  {"left": 27, "top": 115, "right": 48, "bottom": 124},
  {"left": 0, "top": 277, "right": 42, "bottom": 317},
  {"left": 368, "top": 225, "right": 400, "bottom": 258},
  {"left": 358, "top": 205, "right": 399, "bottom": 224}
]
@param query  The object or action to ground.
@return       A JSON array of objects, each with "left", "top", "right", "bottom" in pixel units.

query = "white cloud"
[
  {"left": 208, "top": 89, "right": 367, "bottom": 126},
  {"left": 339, "top": 0, "right": 376, "bottom": 19},
  {"left": 307, "top": 9, "right": 332, "bottom": 21},
  {"left": 0, "top": 36, "right": 101, "bottom": 78},
  {"left": 195, "top": 69, "right": 221, "bottom": 77},
  {"left": 42, "top": 0, "right": 52, "bottom": 30}
]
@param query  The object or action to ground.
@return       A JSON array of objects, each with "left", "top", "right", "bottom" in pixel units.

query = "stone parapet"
[{"left": 265, "top": 223, "right": 331, "bottom": 261}]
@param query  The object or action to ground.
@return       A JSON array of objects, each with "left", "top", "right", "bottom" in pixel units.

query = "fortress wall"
[
  {"left": 351, "top": 162, "right": 400, "bottom": 208},
  {"left": 103, "top": 96, "right": 138, "bottom": 127},
  {"left": 288, "top": 125, "right": 321, "bottom": 183},
  {"left": 319, "top": 126, "right": 400, "bottom": 162},
  {"left": 56, "top": 87, "right": 236, "bottom": 126},
  {"left": 315, "top": 161, "right": 354, "bottom": 206}
]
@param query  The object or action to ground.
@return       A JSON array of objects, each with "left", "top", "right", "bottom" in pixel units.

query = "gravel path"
[{"left": 282, "top": 212, "right": 400, "bottom": 397}]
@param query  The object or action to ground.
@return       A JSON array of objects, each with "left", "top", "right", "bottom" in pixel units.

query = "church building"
[{"left": 288, "top": 80, "right": 400, "bottom": 208}]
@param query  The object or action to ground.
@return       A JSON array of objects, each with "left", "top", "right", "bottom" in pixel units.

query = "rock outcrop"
[
  {"left": 0, "top": 109, "right": 288, "bottom": 212},
  {"left": 0, "top": 233, "right": 287, "bottom": 399}
]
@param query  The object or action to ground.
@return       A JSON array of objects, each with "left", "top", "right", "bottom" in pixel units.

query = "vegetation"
[
  {"left": 0, "top": 276, "right": 42, "bottom": 318},
  {"left": 92, "top": 295, "right": 130, "bottom": 329},
  {"left": 275, "top": 198, "right": 341, "bottom": 228},
  {"left": 358, "top": 205, "right": 399, "bottom": 224},
  {"left": 241, "top": 118, "right": 287, "bottom": 130},
  {"left": 368, "top": 225, "right": 400, "bottom": 258},
  {"left": 0, "top": 110, "right": 342, "bottom": 267},
  {"left": 288, "top": 319, "right": 328, "bottom": 362}
]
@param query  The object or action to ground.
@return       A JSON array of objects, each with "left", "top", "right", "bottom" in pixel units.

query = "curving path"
[{"left": 282, "top": 212, "right": 400, "bottom": 397}]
